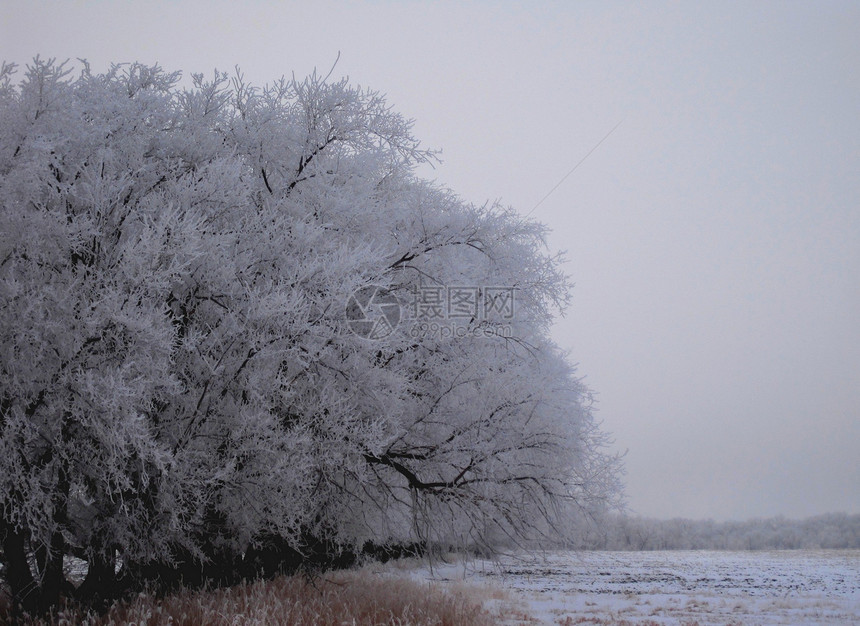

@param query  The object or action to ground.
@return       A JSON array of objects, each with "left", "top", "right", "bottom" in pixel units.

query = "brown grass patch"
[{"left": 2, "top": 569, "right": 495, "bottom": 625}]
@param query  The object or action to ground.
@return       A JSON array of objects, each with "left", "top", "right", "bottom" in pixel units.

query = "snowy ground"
[{"left": 379, "top": 549, "right": 860, "bottom": 625}]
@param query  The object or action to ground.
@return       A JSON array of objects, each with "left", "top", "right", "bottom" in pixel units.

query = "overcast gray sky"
[{"left": 3, "top": 0, "right": 858, "bottom": 521}]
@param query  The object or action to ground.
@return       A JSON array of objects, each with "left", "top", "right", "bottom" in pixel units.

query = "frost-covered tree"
[{"left": 0, "top": 58, "right": 622, "bottom": 614}]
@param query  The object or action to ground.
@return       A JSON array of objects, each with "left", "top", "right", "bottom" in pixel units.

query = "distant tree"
[
  {"left": 572, "top": 512, "right": 860, "bottom": 551},
  {"left": 0, "top": 58, "right": 622, "bottom": 615}
]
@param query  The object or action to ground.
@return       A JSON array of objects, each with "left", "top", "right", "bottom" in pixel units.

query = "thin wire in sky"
[{"left": 526, "top": 120, "right": 623, "bottom": 218}]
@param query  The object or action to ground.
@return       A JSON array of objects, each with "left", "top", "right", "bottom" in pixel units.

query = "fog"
[{"left": 3, "top": 0, "right": 858, "bottom": 521}]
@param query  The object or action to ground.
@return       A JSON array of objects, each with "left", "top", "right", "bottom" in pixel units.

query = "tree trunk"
[
  {"left": 33, "top": 528, "right": 66, "bottom": 614},
  {"left": 0, "top": 520, "right": 38, "bottom": 617},
  {"left": 75, "top": 548, "right": 117, "bottom": 609},
  {"left": 33, "top": 444, "right": 71, "bottom": 614}
]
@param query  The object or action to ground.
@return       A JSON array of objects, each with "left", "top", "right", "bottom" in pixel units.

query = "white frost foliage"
[{"left": 0, "top": 58, "right": 621, "bottom": 584}]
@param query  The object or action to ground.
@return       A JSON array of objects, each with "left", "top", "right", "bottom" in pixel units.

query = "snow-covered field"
[{"left": 390, "top": 549, "right": 860, "bottom": 625}]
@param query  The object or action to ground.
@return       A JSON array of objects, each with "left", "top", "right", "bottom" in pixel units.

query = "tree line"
[
  {"left": 0, "top": 58, "right": 622, "bottom": 616},
  {"left": 568, "top": 512, "right": 860, "bottom": 551}
]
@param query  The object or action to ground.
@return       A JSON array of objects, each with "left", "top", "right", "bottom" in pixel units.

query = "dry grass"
[
  {"left": 554, "top": 611, "right": 746, "bottom": 626},
  {"left": 1, "top": 569, "right": 495, "bottom": 625}
]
